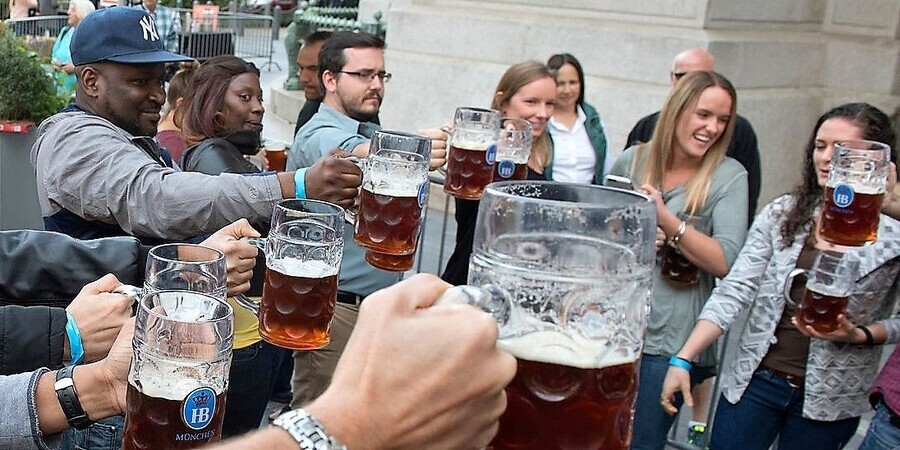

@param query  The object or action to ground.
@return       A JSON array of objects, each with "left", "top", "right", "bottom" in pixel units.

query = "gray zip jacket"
[
  {"left": 699, "top": 194, "right": 900, "bottom": 421},
  {"left": 0, "top": 368, "right": 62, "bottom": 449},
  {"left": 31, "top": 110, "right": 284, "bottom": 240}
]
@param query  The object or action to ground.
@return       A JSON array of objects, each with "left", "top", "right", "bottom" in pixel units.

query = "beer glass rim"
[
  {"left": 275, "top": 198, "right": 345, "bottom": 217},
  {"left": 456, "top": 106, "right": 500, "bottom": 116},
  {"left": 368, "top": 149, "right": 426, "bottom": 164},
  {"left": 500, "top": 117, "right": 534, "bottom": 132},
  {"left": 484, "top": 181, "right": 652, "bottom": 207},
  {"left": 147, "top": 243, "right": 225, "bottom": 266},
  {"left": 373, "top": 129, "right": 430, "bottom": 141},
  {"left": 138, "top": 290, "right": 234, "bottom": 324},
  {"left": 835, "top": 139, "right": 891, "bottom": 152}
]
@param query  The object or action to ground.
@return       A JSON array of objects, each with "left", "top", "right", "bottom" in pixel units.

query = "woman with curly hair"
[{"left": 661, "top": 103, "right": 900, "bottom": 450}]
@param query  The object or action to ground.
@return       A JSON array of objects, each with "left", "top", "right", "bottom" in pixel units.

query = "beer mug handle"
[
  {"left": 783, "top": 268, "right": 807, "bottom": 304},
  {"left": 245, "top": 237, "right": 266, "bottom": 252},
  {"left": 435, "top": 285, "right": 511, "bottom": 326},
  {"left": 234, "top": 293, "right": 260, "bottom": 315}
]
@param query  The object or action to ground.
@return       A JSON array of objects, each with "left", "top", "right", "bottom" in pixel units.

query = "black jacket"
[{"left": 0, "top": 230, "right": 146, "bottom": 374}]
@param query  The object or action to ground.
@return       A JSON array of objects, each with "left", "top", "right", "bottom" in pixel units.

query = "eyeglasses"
[
  {"left": 338, "top": 70, "right": 392, "bottom": 83},
  {"left": 671, "top": 71, "right": 687, "bottom": 80}
]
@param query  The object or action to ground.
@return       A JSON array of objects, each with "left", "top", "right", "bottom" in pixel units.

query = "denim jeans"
[
  {"left": 222, "top": 339, "right": 284, "bottom": 437},
  {"left": 630, "top": 354, "right": 707, "bottom": 450},
  {"left": 61, "top": 415, "right": 123, "bottom": 450},
  {"left": 709, "top": 367, "right": 860, "bottom": 450},
  {"left": 858, "top": 400, "right": 900, "bottom": 450}
]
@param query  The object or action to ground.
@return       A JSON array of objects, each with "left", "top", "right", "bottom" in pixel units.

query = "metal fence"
[{"left": 4, "top": 15, "right": 68, "bottom": 38}]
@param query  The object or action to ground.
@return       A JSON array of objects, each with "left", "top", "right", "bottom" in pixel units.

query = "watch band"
[
  {"left": 54, "top": 365, "right": 93, "bottom": 430},
  {"left": 274, "top": 408, "right": 347, "bottom": 450}
]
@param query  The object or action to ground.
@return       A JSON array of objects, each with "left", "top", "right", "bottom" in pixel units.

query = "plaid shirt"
[{"left": 135, "top": 4, "right": 181, "bottom": 53}]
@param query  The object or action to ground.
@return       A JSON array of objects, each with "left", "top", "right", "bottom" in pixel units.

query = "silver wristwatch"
[{"left": 274, "top": 408, "right": 347, "bottom": 450}]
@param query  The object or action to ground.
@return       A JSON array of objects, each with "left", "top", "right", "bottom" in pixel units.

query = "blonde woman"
[
  {"left": 607, "top": 71, "right": 749, "bottom": 450},
  {"left": 442, "top": 61, "right": 556, "bottom": 285}
]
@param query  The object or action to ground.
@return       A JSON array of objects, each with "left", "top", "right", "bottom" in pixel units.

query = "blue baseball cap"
[{"left": 71, "top": 7, "right": 193, "bottom": 65}]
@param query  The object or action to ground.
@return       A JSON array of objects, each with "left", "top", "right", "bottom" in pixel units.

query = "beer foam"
[
  {"left": 451, "top": 141, "right": 489, "bottom": 151},
  {"left": 268, "top": 258, "right": 338, "bottom": 278},
  {"left": 365, "top": 177, "right": 424, "bottom": 198},
  {"left": 826, "top": 181, "right": 884, "bottom": 195},
  {"left": 495, "top": 147, "right": 527, "bottom": 161},
  {"left": 130, "top": 356, "right": 227, "bottom": 401},
  {"left": 498, "top": 331, "right": 638, "bottom": 369}
]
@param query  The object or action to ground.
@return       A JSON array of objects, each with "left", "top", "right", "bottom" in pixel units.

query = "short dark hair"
[
  {"left": 547, "top": 53, "right": 586, "bottom": 107},
  {"left": 318, "top": 31, "right": 385, "bottom": 85},
  {"left": 303, "top": 30, "right": 333, "bottom": 47}
]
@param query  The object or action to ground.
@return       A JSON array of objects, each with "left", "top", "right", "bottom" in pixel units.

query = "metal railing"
[
  {"left": 4, "top": 15, "right": 68, "bottom": 38},
  {"left": 173, "top": 8, "right": 278, "bottom": 69}
]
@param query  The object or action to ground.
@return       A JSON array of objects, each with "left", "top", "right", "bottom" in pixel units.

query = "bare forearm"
[
  {"left": 676, "top": 319, "right": 724, "bottom": 361},
  {"left": 660, "top": 214, "right": 728, "bottom": 277}
]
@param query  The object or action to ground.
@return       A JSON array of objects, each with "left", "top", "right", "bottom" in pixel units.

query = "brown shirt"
[{"left": 760, "top": 239, "right": 817, "bottom": 377}]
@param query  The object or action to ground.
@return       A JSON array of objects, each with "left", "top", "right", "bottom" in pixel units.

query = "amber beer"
[
  {"left": 265, "top": 149, "right": 287, "bottom": 172},
  {"left": 123, "top": 382, "right": 226, "bottom": 450},
  {"left": 819, "top": 186, "right": 883, "bottom": 246},
  {"left": 365, "top": 251, "right": 415, "bottom": 271},
  {"left": 444, "top": 144, "right": 496, "bottom": 199},
  {"left": 794, "top": 287, "right": 849, "bottom": 333},
  {"left": 259, "top": 260, "right": 338, "bottom": 350},
  {"left": 493, "top": 159, "right": 528, "bottom": 182},
  {"left": 661, "top": 244, "right": 699, "bottom": 285},
  {"left": 355, "top": 186, "right": 423, "bottom": 255},
  {"left": 490, "top": 355, "right": 638, "bottom": 450}
]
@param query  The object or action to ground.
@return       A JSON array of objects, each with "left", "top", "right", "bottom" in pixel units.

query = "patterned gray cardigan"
[{"left": 698, "top": 194, "right": 900, "bottom": 421}]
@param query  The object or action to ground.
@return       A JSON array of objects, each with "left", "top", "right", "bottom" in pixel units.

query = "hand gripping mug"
[
  {"left": 443, "top": 107, "right": 501, "bottom": 199},
  {"left": 439, "top": 181, "right": 657, "bottom": 450},
  {"left": 492, "top": 118, "right": 533, "bottom": 182},
  {"left": 354, "top": 130, "right": 432, "bottom": 271},
  {"left": 819, "top": 139, "right": 892, "bottom": 246},
  {"left": 236, "top": 199, "right": 345, "bottom": 350},
  {"left": 122, "top": 291, "right": 233, "bottom": 449},
  {"left": 785, "top": 251, "right": 859, "bottom": 333}
]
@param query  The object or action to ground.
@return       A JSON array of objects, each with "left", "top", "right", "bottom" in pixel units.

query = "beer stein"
[
  {"left": 820, "top": 139, "right": 892, "bottom": 246},
  {"left": 492, "top": 118, "right": 533, "bottom": 182},
  {"left": 440, "top": 181, "right": 656, "bottom": 449},
  {"left": 443, "top": 107, "right": 501, "bottom": 200},
  {"left": 122, "top": 291, "right": 234, "bottom": 449},
  {"left": 354, "top": 149, "right": 429, "bottom": 272},
  {"left": 785, "top": 251, "right": 858, "bottom": 333},
  {"left": 661, "top": 212, "right": 711, "bottom": 285},
  {"left": 113, "top": 244, "right": 227, "bottom": 307},
  {"left": 236, "top": 199, "right": 344, "bottom": 350},
  {"left": 264, "top": 139, "right": 288, "bottom": 172}
]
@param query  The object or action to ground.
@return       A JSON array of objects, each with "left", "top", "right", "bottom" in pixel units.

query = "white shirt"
[{"left": 548, "top": 105, "right": 611, "bottom": 184}]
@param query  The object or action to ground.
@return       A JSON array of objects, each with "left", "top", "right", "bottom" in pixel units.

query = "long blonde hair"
[
  {"left": 491, "top": 61, "right": 554, "bottom": 170},
  {"left": 638, "top": 70, "right": 737, "bottom": 215}
]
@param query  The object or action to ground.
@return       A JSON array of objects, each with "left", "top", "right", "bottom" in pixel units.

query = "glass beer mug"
[
  {"left": 355, "top": 130, "right": 432, "bottom": 271},
  {"left": 819, "top": 139, "right": 892, "bottom": 246},
  {"left": 492, "top": 118, "right": 533, "bottom": 182},
  {"left": 354, "top": 149, "right": 429, "bottom": 272},
  {"left": 443, "top": 107, "right": 501, "bottom": 200},
  {"left": 236, "top": 199, "right": 344, "bottom": 350},
  {"left": 785, "top": 251, "right": 858, "bottom": 333},
  {"left": 661, "top": 212, "right": 711, "bottom": 285},
  {"left": 440, "top": 181, "right": 657, "bottom": 449},
  {"left": 123, "top": 291, "right": 233, "bottom": 449}
]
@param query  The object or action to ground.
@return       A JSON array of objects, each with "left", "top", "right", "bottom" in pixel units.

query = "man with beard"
[
  {"left": 31, "top": 8, "right": 360, "bottom": 245},
  {"left": 293, "top": 30, "right": 332, "bottom": 137},
  {"left": 286, "top": 31, "right": 447, "bottom": 410}
]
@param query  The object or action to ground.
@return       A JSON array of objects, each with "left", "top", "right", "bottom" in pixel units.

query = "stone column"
[{"left": 376, "top": 0, "right": 900, "bottom": 208}]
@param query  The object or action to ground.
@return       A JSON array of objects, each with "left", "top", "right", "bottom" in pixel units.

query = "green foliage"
[{"left": 0, "top": 27, "right": 68, "bottom": 123}]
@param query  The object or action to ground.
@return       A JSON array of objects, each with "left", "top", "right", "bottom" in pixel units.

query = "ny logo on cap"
[{"left": 139, "top": 15, "right": 160, "bottom": 42}]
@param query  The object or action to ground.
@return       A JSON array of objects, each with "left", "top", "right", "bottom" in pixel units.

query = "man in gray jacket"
[{"left": 31, "top": 7, "right": 361, "bottom": 244}]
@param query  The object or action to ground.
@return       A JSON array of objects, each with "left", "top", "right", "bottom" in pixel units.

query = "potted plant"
[{"left": 0, "top": 25, "right": 67, "bottom": 230}]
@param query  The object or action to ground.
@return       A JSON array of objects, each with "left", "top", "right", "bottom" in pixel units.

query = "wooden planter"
[{"left": 0, "top": 121, "right": 43, "bottom": 230}]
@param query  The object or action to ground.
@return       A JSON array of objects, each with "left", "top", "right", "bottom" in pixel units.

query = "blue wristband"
[
  {"left": 65, "top": 312, "right": 85, "bottom": 365},
  {"left": 668, "top": 356, "right": 692, "bottom": 372},
  {"left": 293, "top": 167, "right": 308, "bottom": 200}
]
